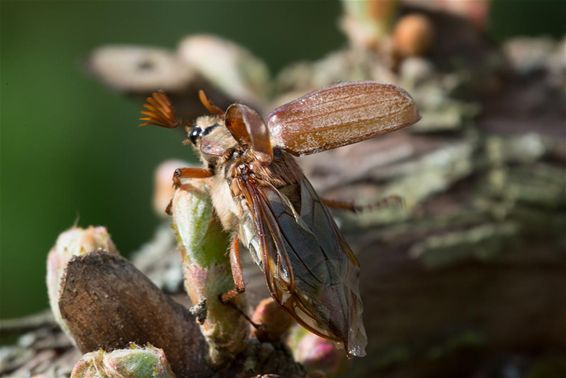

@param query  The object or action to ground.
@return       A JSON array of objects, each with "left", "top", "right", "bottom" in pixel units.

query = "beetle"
[{"left": 140, "top": 81, "right": 419, "bottom": 357}]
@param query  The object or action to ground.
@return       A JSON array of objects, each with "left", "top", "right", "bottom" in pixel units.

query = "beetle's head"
[
  {"left": 187, "top": 115, "right": 240, "bottom": 163},
  {"left": 187, "top": 116, "right": 220, "bottom": 145},
  {"left": 139, "top": 90, "right": 271, "bottom": 165}
]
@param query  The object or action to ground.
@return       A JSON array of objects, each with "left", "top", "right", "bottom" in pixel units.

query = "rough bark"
[{"left": 58, "top": 251, "right": 213, "bottom": 377}]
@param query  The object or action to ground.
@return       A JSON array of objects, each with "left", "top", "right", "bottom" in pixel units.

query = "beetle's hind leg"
[{"left": 322, "top": 194, "right": 404, "bottom": 213}]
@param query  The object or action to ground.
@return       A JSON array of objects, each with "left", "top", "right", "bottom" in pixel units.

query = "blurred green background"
[{"left": 0, "top": 0, "right": 564, "bottom": 319}]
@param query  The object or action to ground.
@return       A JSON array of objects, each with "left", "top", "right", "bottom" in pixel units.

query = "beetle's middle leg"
[
  {"left": 220, "top": 235, "right": 246, "bottom": 303},
  {"left": 219, "top": 236, "right": 261, "bottom": 328},
  {"left": 322, "top": 195, "right": 404, "bottom": 213}
]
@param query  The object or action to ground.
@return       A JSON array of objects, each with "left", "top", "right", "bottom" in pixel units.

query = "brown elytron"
[
  {"left": 268, "top": 81, "right": 419, "bottom": 155},
  {"left": 140, "top": 81, "right": 420, "bottom": 357}
]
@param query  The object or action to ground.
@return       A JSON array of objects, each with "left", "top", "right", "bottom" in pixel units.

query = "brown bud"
[
  {"left": 178, "top": 34, "right": 270, "bottom": 105},
  {"left": 392, "top": 14, "right": 434, "bottom": 59},
  {"left": 252, "top": 298, "right": 294, "bottom": 342},
  {"left": 406, "top": 0, "right": 490, "bottom": 30},
  {"left": 88, "top": 46, "right": 194, "bottom": 92},
  {"left": 289, "top": 328, "right": 346, "bottom": 375},
  {"left": 340, "top": 0, "right": 399, "bottom": 50},
  {"left": 47, "top": 226, "right": 118, "bottom": 340}
]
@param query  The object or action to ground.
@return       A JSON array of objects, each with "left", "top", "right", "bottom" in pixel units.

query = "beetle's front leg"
[
  {"left": 164, "top": 167, "right": 214, "bottom": 215},
  {"left": 172, "top": 167, "right": 213, "bottom": 188},
  {"left": 322, "top": 194, "right": 404, "bottom": 213},
  {"left": 220, "top": 236, "right": 246, "bottom": 303}
]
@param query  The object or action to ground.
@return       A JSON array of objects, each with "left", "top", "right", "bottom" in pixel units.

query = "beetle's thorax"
[
  {"left": 208, "top": 152, "right": 299, "bottom": 229},
  {"left": 188, "top": 115, "right": 304, "bottom": 231}
]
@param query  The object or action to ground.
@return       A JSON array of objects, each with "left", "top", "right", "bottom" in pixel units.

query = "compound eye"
[
  {"left": 202, "top": 124, "right": 219, "bottom": 136},
  {"left": 189, "top": 126, "right": 202, "bottom": 144}
]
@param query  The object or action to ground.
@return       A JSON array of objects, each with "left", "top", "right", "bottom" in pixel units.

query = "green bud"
[
  {"left": 171, "top": 183, "right": 249, "bottom": 366},
  {"left": 71, "top": 344, "right": 174, "bottom": 378}
]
